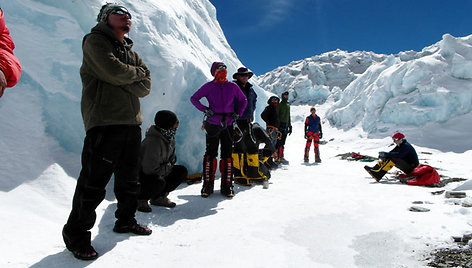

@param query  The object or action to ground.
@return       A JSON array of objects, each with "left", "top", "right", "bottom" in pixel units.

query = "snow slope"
[
  {"left": 0, "top": 0, "right": 269, "bottom": 191},
  {"left": 1, "top": 104, "right": 471, "bottom": 268}
]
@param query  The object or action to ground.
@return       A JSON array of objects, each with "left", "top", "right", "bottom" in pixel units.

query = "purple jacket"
[{"left": 191, "top": 80, "right": 248, "bottom": 126}]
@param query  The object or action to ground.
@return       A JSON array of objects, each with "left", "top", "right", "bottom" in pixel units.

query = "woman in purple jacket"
[{"left": 190, "top": 62, "right": 247, "bottom": 197}]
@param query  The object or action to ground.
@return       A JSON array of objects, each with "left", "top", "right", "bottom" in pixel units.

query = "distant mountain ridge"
[
  {"left": 257, "top": 34, "right": 472, "bottom": 152},
  {"left": 257, "top": 49, "right": 387, "bottom": 104}
]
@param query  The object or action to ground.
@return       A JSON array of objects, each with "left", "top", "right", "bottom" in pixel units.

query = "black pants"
[
  {"left": 204, "top": 122, "right": 233, "bottom": 158},
  {"left": 63, "top": 125, "right": 141, "bottom": 249},
  {"left": 138, "top": 165, "right": 188, "bottom": 200},
  {"left": 277, "top": 124, "right": 289, "bottom": 148},
  {"left": 391, "top": 157, "right": 417, "bottom": 175}
]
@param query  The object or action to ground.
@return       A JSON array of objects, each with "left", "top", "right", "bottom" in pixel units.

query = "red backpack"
[{"left": 400, "top": 164, "right": 440, "bottom": 186}]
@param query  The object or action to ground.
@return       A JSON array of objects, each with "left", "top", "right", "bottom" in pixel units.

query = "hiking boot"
[
  {"left": 113, "top": 223, "right": 152, "bottom": 235},
  {"left": 221, "top": 185, "right": 234, "bottom": 197},
  {"left": 364, "top": 165, "right": 384, "bottom": 182},
  {"left": 201, "top": 183, "right": 214, "bottom": 197},
  {"left": 315, "top": 158, "right": 321, "bottom": 163},
  {"left": 150, "top": 195, "right": 176, "bottom": 208},
  {"left": 137, "top": 200, "right": 152, "bottom": 213}
]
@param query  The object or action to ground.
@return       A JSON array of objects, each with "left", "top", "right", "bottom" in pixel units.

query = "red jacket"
[
  {"left": 400, "top": 164, "right": 440, "bottom": 186},
  {"left": 0, "top": 10, "right": 21, "bottom": 89}
]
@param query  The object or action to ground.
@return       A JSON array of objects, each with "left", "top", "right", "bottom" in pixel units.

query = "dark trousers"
[
  {"left": 63, "top": 125, "right": 141, "bottom": 249},
  {"left": 277, "top": 126, "right": 289, "bottom": 148},
  {"left": 205, "top": 123, "right": 234, "bottom": 158},
  {"left": 138, "top": 165, "right": 188, "bottom": 200},
  {"left": 391, "top": 157, "right": 417, "bottom": 175}
]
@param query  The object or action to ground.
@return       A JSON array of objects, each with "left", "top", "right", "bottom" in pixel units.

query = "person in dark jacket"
[
  {"left": 231, "top": 67, "right": 262, "bottom": 184},
  {"left": 364, "top": 132, "right": 419, "bottom": 182},
  {"left": 252, "top": 122, "right": 276, "bottom": 184},
  {"left": 276, "top": 91, "right": 292, "bottom": 162},
  {"left": 261, "top": 96, "right": 280, "bottom": 146},
  {"left": 304, "top": 107, "right": 323, "bottom": 163},
  {"left": 0, "top": 8, "right": 22, "bottom": 97},
  {"left": 62, "top": 4, "right": 151, "bottom": 261},
  {"left": 137, "top": 110, "right": 188, "bottom": 213},
  {"left": 261, "top": 96, "right": 281, "bottom": 164},
  {"left": 190, "top": 62, "right": 247, "bottom": 198}
]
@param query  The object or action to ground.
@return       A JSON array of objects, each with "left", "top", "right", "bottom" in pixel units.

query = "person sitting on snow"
[
  {"left": 304, "top": 107, "right": 323, "bottom": 163},
  {"left": 364, "top": 132, "right": 419, "bottom": 182}
]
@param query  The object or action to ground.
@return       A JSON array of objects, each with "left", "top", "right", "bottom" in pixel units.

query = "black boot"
[
  {"left": 314, "top": 147, "right": 321, "bottom": 163},
  {"left": 201, "top": 156, "right": 216, "bottom": 197},
  {"left": 304, "top": 146, "right": 310, "bottom": 163},
  {"left": 364, "top": 164, "right": 387, "bottom": 182}
]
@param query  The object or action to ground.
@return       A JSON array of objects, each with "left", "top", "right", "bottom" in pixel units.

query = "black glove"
[
  {"left": 304, "top": 132, "right": 308, "bottom": 139},
  {"left": 204, "top": 108, "right": 214, "bottom": 117},
  {"left": 319, "top": 132, "right": 323, "bottom": 139},
  {"left": 288, "top": 125, "right": 292, "bottom": 135},
  {"left": 378, "top": 151, "right": 387, "bottom": 158},
  {"left": 231, "top": 113, "right": 239, "bottom": 120}
]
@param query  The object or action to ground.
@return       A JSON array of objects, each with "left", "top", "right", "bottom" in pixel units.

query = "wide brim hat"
[
  {"left": 233, "top": 67, "right": 253, "bottom": 79},
  {"left": 267, "top": 96, "right": 280, "bottom": 104}
]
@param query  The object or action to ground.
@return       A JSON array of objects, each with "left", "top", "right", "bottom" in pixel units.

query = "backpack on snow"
[{"left": 399, "top": 164, "right": 440, "bottom": 186}]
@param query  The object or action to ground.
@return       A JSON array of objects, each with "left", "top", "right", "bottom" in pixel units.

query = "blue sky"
[{"left": 209, "top": 0, "right": 472, "bottom": 75}]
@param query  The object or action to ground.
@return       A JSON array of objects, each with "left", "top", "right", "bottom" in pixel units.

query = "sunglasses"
[
  {"left": 111, "top": 9, "right": 132, "bottom": 19},
  {"left": 216, "top": 65, "right": 227, "bottom": 70}
]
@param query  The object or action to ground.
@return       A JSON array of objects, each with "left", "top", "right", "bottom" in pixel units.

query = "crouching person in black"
[
  {"left": 364, "top": 132, "right": 419, "bottom": 182},
  {"left": 137, "top": 110, "right": 188, "bottom": 212},
  {"left": 252, "top": 122, "right": 277, "bottom": 183}
]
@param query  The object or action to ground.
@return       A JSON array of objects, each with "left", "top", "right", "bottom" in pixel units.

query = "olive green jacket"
[
  {"left": 80, "top": 22, "right": 151, "bottom": 131},
  {"left": 277, "top": 99, "right": 291, "bottom": 127}
]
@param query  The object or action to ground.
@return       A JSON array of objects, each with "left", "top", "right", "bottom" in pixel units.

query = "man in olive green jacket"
[
  {"left": 63, "top": 4, "right": 151, "bottom": 261},
  {"left": 276, "top": 91, "right": 292, "bottom": 162}
]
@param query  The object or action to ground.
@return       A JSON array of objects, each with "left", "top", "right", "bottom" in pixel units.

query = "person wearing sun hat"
[
  {"left": 364, "top": 132, "right": 419, "bottom": 182},
  {"left": 190, "top": 62, "right": 248, "bottom": 198},
  {"left": 231, "top": 67, "right": 263, "bottom": 185},
  {"left": 137, "top": 110, "right": 188, "bottom": 212},
  {"left": 62, "top": 3, "right": 151, "bottom": 261}
]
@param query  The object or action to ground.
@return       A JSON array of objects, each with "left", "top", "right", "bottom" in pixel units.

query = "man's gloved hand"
[
  {"left": 231, "top": 113, "right": 239, "bottom": 120},
  {"left": 319, "top": 132, "right": 323, "bottom": 139},
  {"left": 288, "top": 125, "right": 292, "bottom": 135},
  {"left": 304, "top": 132, "right": 308, "bottom": 139},
  {"left": 378, "top": 151, "right": 387, "bottom": 158},
  {"left": 204, "top": 108, "right": 214, "bottom": 117}
]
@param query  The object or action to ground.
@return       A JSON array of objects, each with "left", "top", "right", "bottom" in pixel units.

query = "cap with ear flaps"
[{"left": 154, "top": 110, "right": 178, "bottom": 130}]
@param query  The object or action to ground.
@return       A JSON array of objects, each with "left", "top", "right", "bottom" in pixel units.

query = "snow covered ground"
[
  {"left": 1, "top": 104, "right": 470, "bottom": 268},
  {"left": 1, "top": 0, "right": 471, "bottom": 267}
]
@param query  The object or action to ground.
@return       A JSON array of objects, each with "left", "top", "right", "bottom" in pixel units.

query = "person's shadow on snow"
[
  {"left": 143, "top": 181, "right": 255, "bottom": 227},
  {"left": 29, "top": 203, "right": 132, "bottom": 268}
]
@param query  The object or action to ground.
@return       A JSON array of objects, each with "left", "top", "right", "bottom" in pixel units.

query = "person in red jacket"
[{"left": 0, "top": 8, "right": 21, "bottom": 98}]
